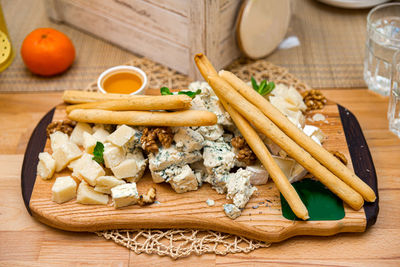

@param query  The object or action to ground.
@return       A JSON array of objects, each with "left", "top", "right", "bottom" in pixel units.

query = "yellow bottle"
[{"left": 0, "top": 4, "right": 14, "bottom": 72}]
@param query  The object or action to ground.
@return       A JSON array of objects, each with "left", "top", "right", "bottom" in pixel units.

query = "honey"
[{"left": 102, "top": 71, "right": 143, "bottom": 94}]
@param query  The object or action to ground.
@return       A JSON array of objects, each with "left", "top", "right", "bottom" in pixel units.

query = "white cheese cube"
[
  {"left": 83, "top": 132, "right": 97, "bottom": 154},
  {"left": 73, "top": 153, "right": 105, "bottom": 186},
  {"left": 77, "top": 181, "right": 109, "bottom": 205},
  {"left": 93, "top": 186, "right": 111, "bottom": 194},
  {"left": 124, "top": 148, "right": 147, "bottom": 183},
  {"left": 92, "top": 128, "right": 110, "bottom": 143},
  {"left": 52, "top": 142, "right": 82, "bottom": 172},
  {"left": 246, "top": 164, "right": 269, "bottom": 185},
  {"left": 50, "top": 131, "right": 69, "bottom": 152},
  {"left": 111, "top": 183, "right": 139, "bottom": 208},
  {"left": 107, "top": 124, "right": 135, "bottom": 147},
  {"left": 223, "top": 204, "right": 241, "bottom": 219},
  {"left": 168, "top": 165, "right": 198, "bottom": 193},
  {"left": 111, "top": 159, "right": 139, "bottom": 179},
  {"left": 103, "top": 144, "right": 125, "bottom": 169},
  {"left": 173, "top": 127, "right": 204, "bottom": 152},
  {"left": 51, "top": 176, "right": 77, "bottom": 204},
  {"left": 96, "top": 175, "right": 126, "bottom": 188},
  {"left": 37, "top": 152, "right": 56, "bottom": 180},
  {"left": 70, "top": 122, "right": 92, "bottom": 146}
]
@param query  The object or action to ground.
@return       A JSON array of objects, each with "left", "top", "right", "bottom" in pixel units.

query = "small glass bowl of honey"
[{"left": 97, "top": 65, "right": 148, "bottom": 95}]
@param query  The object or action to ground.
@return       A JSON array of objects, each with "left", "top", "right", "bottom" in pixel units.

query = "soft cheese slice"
[
  {"left": 50, "top": 131, "right": 69, "bottom": 152},
  {"left": 111, "top": 183, "right": 139, "bottom": 208},
  {"left": 82, "top": 132, "right": 97, "bottom": 154},
  {"left": 52, "top": 142, "right": 82, "bottom": 172},
  {"left": 107, "top": 125, "right": 135, "bottom": 147},
  {"left": 111, "top": 158, "right": 139, "bottom": 179},
  {"left": 51, "top": 176, "right": 77, "bottom": 204},
  {"left": 70, "top": 122, "right": 92, "bottom": 146},
  {"left": 103, "top": 143, "right": 125, "bottom": 169},
  {"left": 272, "top": 155, "right": 296, "bottom": 178},
  {"left": 37, "top": 152, "right": 56, "bottom": 180},
  {"left": 77, "top": 181, "right": 108, "bottom": 205},
  {"left": 73, "top": 153, "right": 105, "bottom": 186}
]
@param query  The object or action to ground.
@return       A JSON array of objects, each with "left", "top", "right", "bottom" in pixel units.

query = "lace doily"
[{"left": 88, "top": 56, "right": 309, "bottom": 259}]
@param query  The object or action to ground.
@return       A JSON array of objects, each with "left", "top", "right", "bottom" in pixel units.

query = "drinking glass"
[
  {"left": 388, "top": 50, "right": 400, "bottom": 137},
  {"left": 364, "top": 3, "right": 400, "bottom": 96}
]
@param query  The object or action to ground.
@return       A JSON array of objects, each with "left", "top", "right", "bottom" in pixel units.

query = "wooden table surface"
[{"left": 0, "top": 89, "right": 399, "bottom": 266}]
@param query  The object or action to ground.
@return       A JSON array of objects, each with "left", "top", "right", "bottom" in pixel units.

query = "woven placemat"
[
  {"left": 87, "top": 59, "right": 312, "bottom": 259},
  {"left": 0, "top": 0, "right": 370, "bottom": 92}
]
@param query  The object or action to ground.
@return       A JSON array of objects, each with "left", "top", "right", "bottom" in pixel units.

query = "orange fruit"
[{"left": 21, "top": 28, "right": 75, "bottom": 76}]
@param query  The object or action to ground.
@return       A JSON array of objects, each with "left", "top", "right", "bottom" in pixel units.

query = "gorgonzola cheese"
[{"left": 111, "top": 183, "right": 139, "bottom": 208}]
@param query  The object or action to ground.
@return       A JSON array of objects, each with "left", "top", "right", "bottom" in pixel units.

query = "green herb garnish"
[
  {"left": 92, "top": 141, "right": 104, "bottom": 164},
  {"left": 160, "top": 87, "right": 201, "bottom": 99},
  {"left": 251, "top": 76, "right": 275, "bottom": 96},
  {"left": 160, "top": 87, "right": 173, "bottom": 95}
]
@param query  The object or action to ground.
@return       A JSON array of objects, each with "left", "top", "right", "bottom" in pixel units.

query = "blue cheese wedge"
[
  {"left": 168, "top": 164, "right": 198, "bottom": 193},
  {"left": 77, "top": 181, "right": 109, "bottom": 205},
  {"left": 72, "top": 153, "right": 105, "bottom": 186},
  {"left": 37, "top": 152, "right": 56, "bottom": 180},
  {"left": 52, "top": 142, "right": 82, "bottom": 172},
  {"left": 51, "top": 176, "right": 77, "bottom": 204},
  {"left": 111, "top": 183, "right": 139, "bottom": 208},
  {"left": 50, "top": 131, "right": 69, "bottom": 151},
  {"left": 223, "top": 204, "right": 241, "bottom": 219},
  {"left": 103, "top": 143, "right": 125, "bottom": 169},
  {"left": 226, "top": 169, "right": 257, "bottom": 209},
  {"left": 196, "top": 125, "right": 224, "bottom": 141},
  {"left": 203, "top": 140, "right": 235, "bottom": 175},
  {"left": 107, "top": 124, "right": 135, "bottom": 147},
  {"left": 173, "top": 127, "right": 204, "bottom": 152},
  {"left": 70, "top": 122, "right": 92, "bottom": 146},
  {"left": 148, "top": 145, "right": 202, "bottom": 172},
  {"left": 123, "top": 127, "right": 142, "bottom": 153}
]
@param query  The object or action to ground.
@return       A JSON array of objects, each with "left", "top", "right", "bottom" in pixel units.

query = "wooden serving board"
[{"left": 21, "top": 101, "right": 379, "bottom": 242}]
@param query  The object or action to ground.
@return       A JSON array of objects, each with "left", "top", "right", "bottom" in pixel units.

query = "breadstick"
[
  {"left": 63, "top": 90, "right": 149, "bottom": 104},
  {"left": 219, "top": 70, "right": 376, "bottom": 203},
  {"left": 194, "top": 53, "right": 218, "bottom": 78},
  {"left": 66, "top": 95, "right": 192, "bottom": 113},
  {"left": 67, "top": 109, "right": 217, "bottom": 127},
  {"left": 221, "top": 99, "right": 309, "bottom": 220},
  {"left": 205, "top": 75, "right": 364, "bottom": 210}
]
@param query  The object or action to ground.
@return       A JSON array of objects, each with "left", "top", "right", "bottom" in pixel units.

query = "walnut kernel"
[
  {"left": 138, "top": 187, "right": 156, "bottom": 206},
  {"left": 302, "top": 89, "right": 327, "bottom": 111},
  {"left": 46, "top": 119, "right": 76, "bottom": 137}
]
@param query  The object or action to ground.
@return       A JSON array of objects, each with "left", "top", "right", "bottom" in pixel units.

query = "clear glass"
[
  {"left": 389, "top": 50, "right": 400, "bottom": 137},
  {"left": 364, "top": 3, "right": 400, "bottom": 96}
]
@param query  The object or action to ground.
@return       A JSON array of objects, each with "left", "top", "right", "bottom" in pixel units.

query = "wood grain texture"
[
  {"left": 0, "top": 90, "right": 399, "bottom": 265},
  {"left": 28, "top": 97, "right": 367, "bottom": 242}
]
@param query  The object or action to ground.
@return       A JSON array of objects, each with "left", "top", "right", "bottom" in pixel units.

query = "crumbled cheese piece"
[
  {"left": 312, "top": 113, "right": 326, "bottom": 122},
  {"left": 51, "top": 176, "right": 77, "bottom": 203},
  {"left": 70, "top": 122, "right": 92, "bottom": 146},
  {"left": 226, "top": 169, "right": 257, "bottom": 209},
  {"left": 206, "top": 199, "right": 215, "bottom": 206},
  {"left": 77, "top": 181, "right": 108, "bottom": 205},
  {"left": 203, "top": 140, "right": 235, "bottom": 175},
  {"left": 168, "top": 165, "right": 198, "bottom": 193},
  {"left": 246, "top": 164, "right": 269, "bottom": 185},
  {"left": 50, "top": 131, "right": 69, "bottom": 151},
  {"left": 107, "top": 124, "right": 135, "bottom": 147},
  {"left": 52, "top": 142, "right": 82, "bottom": 172},
  {"left": 223, "top": 204, "right": 241, "bottom": 219},
  {"left": 37, "top": 152, "right": 56, "bottom": 180},
  {"left": 196, "top": 125, "right": 224, "bottom": 141},
  {"left": 111, "top": 183, "right": 139, "bottom": 208}
]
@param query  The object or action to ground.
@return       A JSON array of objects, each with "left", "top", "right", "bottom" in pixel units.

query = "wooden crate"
[{"left": 45, "top": 0, "right": 242, "bottom": 79}]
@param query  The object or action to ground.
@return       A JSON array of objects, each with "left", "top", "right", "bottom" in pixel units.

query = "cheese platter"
[{"left": 21, "top": 57, "right": 378, "bottom": 242}]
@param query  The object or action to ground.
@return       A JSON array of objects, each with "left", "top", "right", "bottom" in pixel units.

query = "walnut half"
[
  {"left": 231, "top": 136, "right": 256, "bottom": 165},
  {"left": 140, "top": 127, "right": 174, "bottom": 153},
  {"left": 302, "top": 89, "right": 327, "bottom": 111},
  {"left": 138, "top": 187, "right": 156, "bottom": 206},
  {"left": 46, "top": 119, "right": 76, "bottom": 137}
]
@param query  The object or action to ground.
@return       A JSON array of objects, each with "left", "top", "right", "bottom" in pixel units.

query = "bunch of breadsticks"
[
  {"left": 194, "top": 53, "right": 376, "bottom": 220},
  {"left": 62, "top": 90, "right": 217, "bottom": 127}
]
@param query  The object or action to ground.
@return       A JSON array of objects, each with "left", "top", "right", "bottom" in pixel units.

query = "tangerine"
[{"left": 21, "top": 28, "right": 75, "bottom": 76}]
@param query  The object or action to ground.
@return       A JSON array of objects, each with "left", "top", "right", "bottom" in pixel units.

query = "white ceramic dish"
[
  {"left": 317, "top": 0, "right": 390, "bottom": 9},
  {"left": 97, "top": 65, "right": 148, "bottom": 95}
]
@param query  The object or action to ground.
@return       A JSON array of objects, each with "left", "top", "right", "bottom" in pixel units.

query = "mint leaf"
[
  {"left": 178, "top": 89, "right": 201, "bottom": 98},
  {"left": 92, "top": 142, "right": 104, "bottom": 164},
  {"left": 251, "top": 76, "right": 258, "bottom": 90},
  {"left": 160, "top": 87, "right": 173, "bottom": 95}
]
